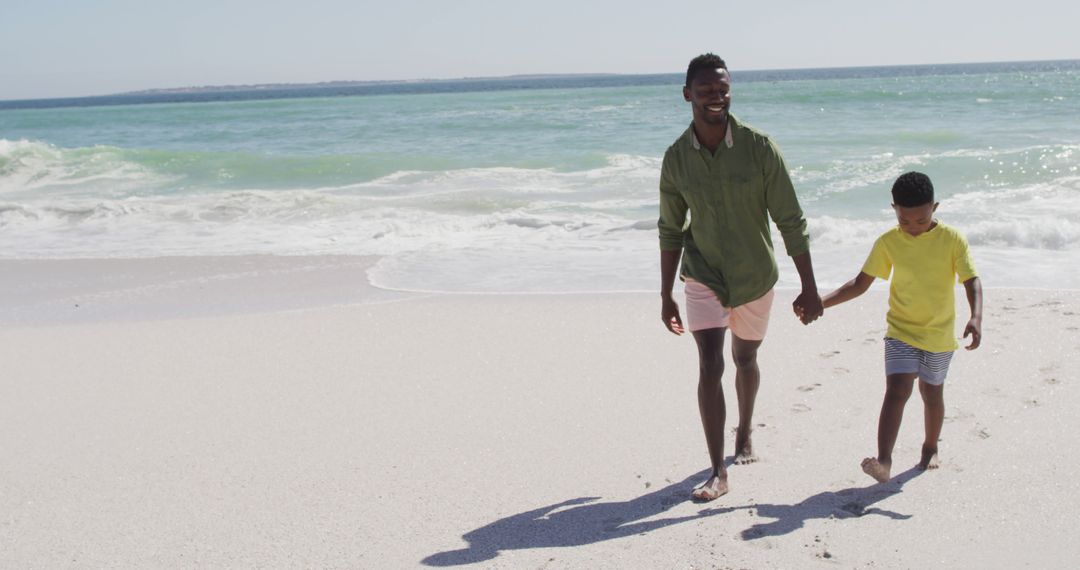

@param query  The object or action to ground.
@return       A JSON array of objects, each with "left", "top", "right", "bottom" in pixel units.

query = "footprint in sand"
[
  {"left": 973, "top": 427, "right": 991, "bottom": 440},
  {"left": 797, "top": 383, "right": 822, "bottom": 392},
  {"left": 1023, "top": 398, "right": 1040, "bottom": 408},
  {"left": 728, "top": 425, "right": 771, "bottom": 435},
  {"left": 792, "top": 403, "right": 812, "bottom": 413},
  {"left": 1044, "top": 377, "right": 1060, "bottom": 385},
  {"left": 820, "top": 350, "right": 840, "bottom": 358},
  {"left": 944, "top": 409, "right": 975, "bottom": 423},
  {"left": 833, "top": 367, "right": 851, "bottom": 375}
]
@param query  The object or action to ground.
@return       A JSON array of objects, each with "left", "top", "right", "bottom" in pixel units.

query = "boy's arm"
[
  {"left": 962, "top": 276, "right": 983, "bottom": 350},
  {"left": 822, "top": 272, "right": 875, "bottom": 309}
]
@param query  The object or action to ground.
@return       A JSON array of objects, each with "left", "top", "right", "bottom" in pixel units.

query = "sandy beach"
[{"left": 2, "top": 256, "right": 1078, "bottom": 568}]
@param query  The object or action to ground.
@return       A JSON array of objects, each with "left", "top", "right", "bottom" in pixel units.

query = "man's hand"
[
  {"left": 963, "top": 317, "right": 982, "bottom": 350},
  {"left": 790, "top": 252, "right": 823, "bottom": 325},
  {"left": 793, "top": 289, "right": 823, "bottom": 325},
  {"left": 662, "top": 295, "right": 685, "bottom": 335}
]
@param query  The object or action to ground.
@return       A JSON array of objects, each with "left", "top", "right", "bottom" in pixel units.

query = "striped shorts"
[{"left": 884, "top": 337, "right": 954, "bottom": 385}]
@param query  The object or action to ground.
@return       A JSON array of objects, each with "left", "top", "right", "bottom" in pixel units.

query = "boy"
[{"left": 821, "top": 171, "right": 982, "bottom": 483}]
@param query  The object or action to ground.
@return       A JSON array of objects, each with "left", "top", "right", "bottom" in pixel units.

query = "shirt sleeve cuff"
[
  {"left": 659, "top": 236, "right": 684, "bottom": 250},
  {"left": 782, "top": 239, "right": 810, "bottom": 258}
]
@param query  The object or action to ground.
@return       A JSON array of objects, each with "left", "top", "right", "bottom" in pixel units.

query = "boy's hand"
[
  {"left": 963, "top": 317, "right": 982, "bottom": 350},
  {"left": 662, "top": 295, "right": 685, "bottom": 336}
]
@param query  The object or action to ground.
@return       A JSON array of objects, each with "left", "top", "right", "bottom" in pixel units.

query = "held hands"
[
  {"left": 963, "top": 317, "right": 982, "bottom": 350},
  {"left": 661, "top": 294, "right": 685, "bottom": 335},
  {"left": 792, "top": 289, "right": 824, "bottom": 325},
  {"left": 666, "top": 289, "right": 823, "bottom": 332}
]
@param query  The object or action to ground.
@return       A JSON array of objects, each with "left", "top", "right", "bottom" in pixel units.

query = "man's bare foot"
[
  {"left": 733, "top": 436, "right": 758, "bottom": 465},
  {"left": 861, "top": 457, "right": 891, "bottom": 483},
  {"left": 918, "top": 445, "right": 940, "bottom": 470},
  {"left": 691, "top": 474, "right": 729, "bottom": 502}
]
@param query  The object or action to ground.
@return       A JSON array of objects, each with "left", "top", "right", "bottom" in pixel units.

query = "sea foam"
[{"left": 3, "top": 61, "right": 1079, "bottom": 291}]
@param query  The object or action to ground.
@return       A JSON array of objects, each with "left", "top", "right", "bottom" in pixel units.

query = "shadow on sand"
[
  {"left": 739, "top": 467, "right": 921, "bottom": 540},
  {"left": 423, "top": 467, "right": 921, "bottom": 566}
]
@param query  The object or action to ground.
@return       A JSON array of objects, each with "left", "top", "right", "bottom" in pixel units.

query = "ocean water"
[{"left": 2, "top": 61, "right": 1079, "bottom": 293}]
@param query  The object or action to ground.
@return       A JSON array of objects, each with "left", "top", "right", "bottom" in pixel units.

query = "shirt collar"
[{"left": 690, "top": 118, "right": 734, "bottom": 150}]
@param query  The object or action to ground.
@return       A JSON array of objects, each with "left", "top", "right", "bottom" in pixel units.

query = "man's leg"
[
  {"left": 862, "top": 372, "right": 917, "bottom": 482},
  {"left": 731, "top": 336, "right": 763, "bottom": 464},
  {"left": 918, "top": 380, "right": 944, "bottom": 470},
  {"left": 692, "top": 327, "right": 728, "bottom": 500}
]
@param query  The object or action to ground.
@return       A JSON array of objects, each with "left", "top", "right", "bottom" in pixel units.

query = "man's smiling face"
[{"left": 684, "top": 67, "right": 732, "bottom": 126}]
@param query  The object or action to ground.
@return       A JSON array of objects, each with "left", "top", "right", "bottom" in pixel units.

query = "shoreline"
[
  {"left": 3, "top": 254, "right": 1076, "bottom": 327},
  {"left": 0, "top": 255, "right": 416, "bottom": 326}
]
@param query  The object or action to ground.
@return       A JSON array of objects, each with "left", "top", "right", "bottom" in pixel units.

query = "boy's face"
[{"left": 892, "top": 202, "right": 939, "bottom": 237}]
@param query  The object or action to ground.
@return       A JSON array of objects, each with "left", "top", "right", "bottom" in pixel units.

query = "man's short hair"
[
  {"left": 892, "top": 171, "right": 935, "bottom": 207},
  {"left": 685, "top": 53, "right": 728, "bottom": 87}
]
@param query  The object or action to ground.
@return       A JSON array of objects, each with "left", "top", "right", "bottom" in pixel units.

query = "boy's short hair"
[
  {"left": 892, "top": 171, "right": 935, "bottom": 207},
  {"left": 686, "top": 53, "right": 728, "bottom": 87}
]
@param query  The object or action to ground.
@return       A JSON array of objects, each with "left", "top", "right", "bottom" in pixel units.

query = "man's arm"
[
  {"left": 962, "top": 276, "right": 983, "bottom": 350},
  {"left": 823, "top": 271, "right": 875, "bottom": 309},
  {"left": 758, "top": 139, "right": 819, "bottom": 324},
  {"left": 791, "top": 251, "right": 823, "bottom": 324},
  {"left": 661, "top": 249, "right": 684, "bottom": 335},
  {"left": 658, "top": 150, "right": 687, "bottom": 335}
]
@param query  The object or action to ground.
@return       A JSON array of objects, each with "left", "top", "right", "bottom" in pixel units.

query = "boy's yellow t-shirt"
[{"left": 862, "top": 222, "right": 978, "bottom": 352}]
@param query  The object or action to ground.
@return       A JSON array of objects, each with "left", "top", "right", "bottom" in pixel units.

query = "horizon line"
[{"left": 3, "top": 57, "right": 1078, "bottom": 104}]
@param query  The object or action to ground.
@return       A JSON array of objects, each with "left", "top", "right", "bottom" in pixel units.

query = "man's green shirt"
[{"left": 658, "top": 115, "right": 809, "bottom": 307}]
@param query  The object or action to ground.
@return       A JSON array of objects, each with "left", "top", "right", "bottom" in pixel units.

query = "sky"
[{"left": 1, "top": 0, "right": 1078, "bottom": 100}]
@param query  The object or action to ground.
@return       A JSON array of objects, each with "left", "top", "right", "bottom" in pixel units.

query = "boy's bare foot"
[
  {"left": 691, "top": 474, "right": 729, "bottom": 502},
  {"left": 918, "top": 445, "right": 940, "bottom": 470},
  {"left": 733, "top": 437, "right": 758, "bottom": 465},
  {"left": 861, "top": 457, "right": 891, "bottom": 483}
]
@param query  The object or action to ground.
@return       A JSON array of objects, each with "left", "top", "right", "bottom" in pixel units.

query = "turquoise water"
[{"left": 2, "top": 62, "right": 1079, "bottom": 291}]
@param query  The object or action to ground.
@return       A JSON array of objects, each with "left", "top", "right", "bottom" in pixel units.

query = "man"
[{"left": 658, "top": 53, "right": 822, "bottom": 501}]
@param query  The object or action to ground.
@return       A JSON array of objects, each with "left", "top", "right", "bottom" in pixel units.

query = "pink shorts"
[{"left": 684, "top": 278, "right": 774, "bottom": 341}]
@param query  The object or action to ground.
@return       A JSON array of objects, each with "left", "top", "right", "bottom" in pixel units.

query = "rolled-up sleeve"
[
  {"left": 762, "top": 138, "right": 809, "bottom": 257},
  {"left": 658, "top": 150, "right": 687, "bottom": 251}
]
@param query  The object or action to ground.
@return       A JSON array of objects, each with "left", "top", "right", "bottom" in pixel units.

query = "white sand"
[{"left": 2, "top": 256, "right": 1078, "bottom": 568}]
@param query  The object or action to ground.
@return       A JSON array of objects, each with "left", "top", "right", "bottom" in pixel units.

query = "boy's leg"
[
  {"left": 731, "top": 336, "right": 762, "bottom": 464},
  {"left": 863, "top": 372, "right": 917, "bottom": 483},
  {"left": 918, "top": 380, "right": 945, "bottom": 470},
  {"left": 692, "top": 327, "right": 728, "bottom": 500}
]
